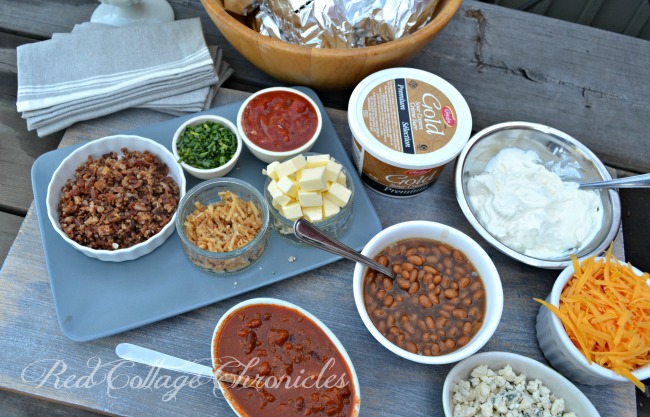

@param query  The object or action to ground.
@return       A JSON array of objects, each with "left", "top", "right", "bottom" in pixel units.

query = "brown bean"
[
  {"left": 388, "top": 315, "right": 396, "bottom": 326},
  {"left": 417, "top": 269, "right": 426, "bottom": 280},
  {"left": 451, "top": 282, "right": 459, "bottom": 290},
  {"left": 403, "top": 322, "right": 416, "bottom": 335},
  {"left": 392, "top": 264, "right": 402, "bottom": 274},
  {"left": 427, "top": 283, "right": 435, "bottom": 292},
  {"left": 409, "top": 269, "right": 418, "bottom": 282},
  {"left": 405, "top": 247, "right": 417, "bottom": 256},
  {"left": 439, "top": 245, "right": 451, "bottom": 255},
  {"left": 431, "top": 343, "right": 441, "bottom": 354},
  {"left": 425, "top": 255, "right": 438, "bottom": 264},
  {"left": 437, "top": 329, "right": 446, "bottom": 337},
  {"left": 458, "top": 335, "right": 470, "bottom": 346},
  {"left": 418, "top": 294, "right": 432, "bottom": 308},
  {"left": 452, "top": 250, "right": 465, "bottom": 262},
  {"left": 459, "top": 277, "right": 471, "bottom": 289},
  {"left": 470, "top": 281, "right": 482, "bottom": 291},
  {"left": 433, "top": 286, "right": 441, "bottom": 295},
  {"left": 442, "top": 303, "right": 455, "bottom": 312},
  {"left": 424, "top": 348, "right": 432, "bottom": 356},
  {"left": 439, "top": 309, "right": 451, "bottom": 318},
  {"left": 473, "top": 290, "right": 484, "bottom": 300},
  {"left": 400, "top": 314, "right": 410, "bottom": 323},
  {"left": 469, "top": 306, "right": 479, "bottom": 317},
  {"left": 407, "top": 255, "right": 423, "bottom": 266},
  {"left": 423, "top": 273, "right": 434, "bottom": 284},
  {"left": 401, "top": 270, "right": 411, "bottom": 280},
  {"left": 405, "top": 342, "right": 418, "bottom": 353},
  {"left": 428, "top": 293, "right": 440, "bottom": 305},
  {"left": 443, "top": 338, "right": 456, "bottom": 349},
  {"left": 454, "top": 265, "right": 467, "bottom": 276},
  {"left": 448, "top": 327, "right": 459, "bottom": 337},
  {"left": 408, "top": 281, "right": 420, "bottom": 294},
  {"left": 441, "top": 277, "right": 451, "bottom": 288},
  {"left": 377, "top": 255, "right": 389, "bottom": 267},
  {"left": 397, "top": 277, "right": 411, "bottom": 290},
  {"left": 398, "top": 333, "right": 406, "bottom": 342},
  {"left": 444, "top": 288, "right": 459, "bottom": 299},
  {"left": 383, "top": 295, "right": 394, "bottom": 307},
  {"left": 433, "top": 275, "right": 442, "bottom": 285},
  {"left": 463, "top": 322, "right": 472, "bottom": 334},
  {"left": 373, "top": 309, "right": 386, "bottom": 318},
  {"left": 453, "top": 308, "right": 468, "bottom": 318},
  {"left": 431, "top": 334, "right": 439, "bottom": 342},
  {"left": 423, "top": 265, "right": 438, "bottom": 275},
  {"left": 366, "top": 271, "right": 376, "bottom": 281},
  {"left": 376, "top": 289, "right": 386, "bottom": 300},
  {"left": 377, "top": 320, "right": 387, "bottom": 333},
  {"left": 417, "top": 320, "right": 427, "bottom": 332},
  {"left": 383, "top": 277, "right": 394, "bottom": 291},
  {"left": 425, "top": 316, "right": 435, "bottom": 329},
  {"left": 423, "top": 333, "right": 430, "bottom": 342},
  {"left": 389, "top": 326, "right": 400, "bottom": 334},
  {"left": 402, "top": 263, "right": 414, "bottom": 272},
  {"left": 435, "top": 317, "right": 447, "bottom": 328},
  {"left": 418, "top": 245, "right": 429, "bottom": 254},
  {"left": 443, "top": 257, "right": 453, "bottom": 269},
  {"left": 396, "top": 295, "right": 404, "bottom": 303}
]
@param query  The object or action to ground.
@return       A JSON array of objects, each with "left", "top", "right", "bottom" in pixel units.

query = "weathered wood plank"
[
  {"left": 0, "top": 211, "right": 22, "bottom": 267},
  {"left": 0, "top": 32, "right": 63, "bottom": 215},
  {"left": 0, "top": 390, "right": 105, "bottom": 417}
]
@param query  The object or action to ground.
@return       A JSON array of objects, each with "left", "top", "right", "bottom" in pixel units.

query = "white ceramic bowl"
[
  {"left": 46, "top": 135, "right": 186, "bottom": 262},
  {"left": 237, "top": 87, "right": 322, "bottom": 163},
  {"left": 211, "top": 298, "right": 361, "bottom": 417},
  {"left": 455, "top": 121, "right": 621, "bottom": 269},
  {"left": 172, "top": 114, "right": 242, "bottom": 180},
  {"left": 536, "top": 257, "right": 650, "bottom": 385},
  {"left": 442, "top": 351, "right": 601, "bottom": 417},
  {"left": 352, "top": 221, "right": 503, "bottom": 365}
]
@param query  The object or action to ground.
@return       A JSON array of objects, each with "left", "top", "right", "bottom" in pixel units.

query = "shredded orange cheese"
[{"left": 535, "top": 245, "right": 650, "bottom": 390}]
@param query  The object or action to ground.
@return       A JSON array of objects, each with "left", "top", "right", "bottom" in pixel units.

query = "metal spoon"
[
  {"left": 293, "top": 218, "right": 396, "bottom": 280},
  {"left": 115, "top": 343, "right": 264, "bottom": 389},
  {"left": 577, "top": 173, "right": 650, "bottom": 189}
]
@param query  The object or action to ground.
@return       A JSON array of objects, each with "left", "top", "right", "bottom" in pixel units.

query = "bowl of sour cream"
[{"left": 454, "top": 121, "right": 621, "bottom": 269}]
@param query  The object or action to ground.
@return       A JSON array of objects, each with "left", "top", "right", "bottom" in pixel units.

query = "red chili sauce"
[
  {"left": 214, "top": 304, "right": 356, "bottom": 417},
  {"left": 240, "top": 90, "right": 319, "bottom": 152}
]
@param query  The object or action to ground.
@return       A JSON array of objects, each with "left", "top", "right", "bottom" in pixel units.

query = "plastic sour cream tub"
[{"left": 348, "top": 68, "right": 472, "bottom": 197}]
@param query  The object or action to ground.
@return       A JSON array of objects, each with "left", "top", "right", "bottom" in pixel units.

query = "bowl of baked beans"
[
  {"left": 46, "top": 135, "right": 186, "bottom": 262},
  {"left": 352, "top": 221, "right": 503, "bottom": 364}
]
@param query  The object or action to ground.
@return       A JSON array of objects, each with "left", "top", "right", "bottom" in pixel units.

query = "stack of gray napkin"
[{"left": 16, "top": 18, "right": 233, "bottom": 137}]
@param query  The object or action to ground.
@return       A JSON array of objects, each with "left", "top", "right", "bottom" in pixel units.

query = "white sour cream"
[{"left": 467, "top": 147, "right": 603, "bottom": 258}]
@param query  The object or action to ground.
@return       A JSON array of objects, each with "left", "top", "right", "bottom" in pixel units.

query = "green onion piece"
[{"left": 176, "top": 121, "right": 238, "bottom": 169}]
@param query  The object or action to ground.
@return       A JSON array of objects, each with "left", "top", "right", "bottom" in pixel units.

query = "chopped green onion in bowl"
[{"left": 176, "top": 121, "right": 238, "bottom": 169}]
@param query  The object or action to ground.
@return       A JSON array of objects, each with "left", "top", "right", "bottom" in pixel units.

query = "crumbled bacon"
[{"left": 58, "top": 147, "right": 180, "bottom": 250}]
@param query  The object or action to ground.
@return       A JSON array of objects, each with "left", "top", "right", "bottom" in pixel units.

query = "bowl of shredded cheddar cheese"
[{"left": 536, "top": 246, "right": 650, "bottom": 388}]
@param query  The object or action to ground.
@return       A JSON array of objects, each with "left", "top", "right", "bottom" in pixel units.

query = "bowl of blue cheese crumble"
[{"left": 442, "top": 351, "right": 600, "bottom": 417}]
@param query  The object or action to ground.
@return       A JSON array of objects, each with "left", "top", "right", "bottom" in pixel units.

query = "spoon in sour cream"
[{"left": 575, "top": 172, "right": 650, "bottom": 189}]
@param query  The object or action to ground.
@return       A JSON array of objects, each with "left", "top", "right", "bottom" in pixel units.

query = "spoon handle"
[
  {"left": 115, "top": 343, "right": 264, "bottom": 389},
  {"left": 579, "top": 173, "right": 650, "bottom": 189},
  {"left": 293, "top": 218, "right": 396, "bottom": 280}
]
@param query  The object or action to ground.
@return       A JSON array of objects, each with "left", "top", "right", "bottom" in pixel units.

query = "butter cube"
[
  {"left": 336, "top": 171, "right": 347, "bottom": 186},
  {"left": 281, "top": 202, "right": 303, "bottom": 220},
  {"left": 277, "top": 176, "right": 299, "bottom": 198},
  {"left": 325, "top": 182, "right": 352, "bottom": 207},
  {"left": 323, "top": 198, "right": 340, "bottom": 219},
  {"left": 263, "top": 161, "right": 281, "bottom": 181},
  {"left": 297, "top": 166, "right": 327, "bottom": 192},
  {"left": 325, "top": 160, "right": 343, "bottom": 182},
  {"left": 298, "top": 190, "right": 323, "bottom": 207},
  {"left": 303, "top": 206, "right": 324, "bottom": 223},
  {"left": 276, "top": 155, "right": 306, "bottom": 178},
  {"left": 306, "top": 154, "right": 331, "bottom": 168}
]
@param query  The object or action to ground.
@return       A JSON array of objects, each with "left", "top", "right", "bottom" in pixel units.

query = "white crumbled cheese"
[{"left": 451, "top": 364, "right": 578, "bottom": 417}]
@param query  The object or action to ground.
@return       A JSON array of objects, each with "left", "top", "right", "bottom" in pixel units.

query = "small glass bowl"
[
  {"left": 176, "top": 178, "right": 270, "bottom": 275},
  {"left": 263, "top": 156, "right": 354, "bottom": 245}
]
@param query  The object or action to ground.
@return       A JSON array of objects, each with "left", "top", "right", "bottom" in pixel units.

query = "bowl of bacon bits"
[
  {"left": 46, "top": 135, "right": 186, "bottom": 262},
  {"left": 175, "top": 177, "right": 270, "bottom": 275},
  {"left": 536, "top": 246, "right": 650, "bottom": 388}
]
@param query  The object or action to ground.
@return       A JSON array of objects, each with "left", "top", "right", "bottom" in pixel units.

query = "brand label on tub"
[
  {"left": 352, "top": 137, "right": 445, "bottom": 197},
  {"left": 362, "top": 78, "right": 457, "bottom": 154}
]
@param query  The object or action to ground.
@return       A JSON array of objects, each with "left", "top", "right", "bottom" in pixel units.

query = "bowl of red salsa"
[
  {"left": 237, "top": 87, "right": 322, "bottom": 163},
  {"left": 211, "top": 298, "right": 360, "bottom": 417}
]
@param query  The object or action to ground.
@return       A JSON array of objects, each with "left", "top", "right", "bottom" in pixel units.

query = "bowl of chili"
[
  {"left": 352, "top": 221, "right": 503, "bottom": 365},
  {"left": 172, "top": 114, "right": 242, "bottom": 180},
  {"left": 237, "top": 87, "right": 322, "bottom": 163},
  {"left": 211, "top": 298, "right": 361, "bottom": 417}
]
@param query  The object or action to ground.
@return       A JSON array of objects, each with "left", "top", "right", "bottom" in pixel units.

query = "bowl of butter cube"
[{"left": 262, "top": 153, "right": 354, "bottom": 245}]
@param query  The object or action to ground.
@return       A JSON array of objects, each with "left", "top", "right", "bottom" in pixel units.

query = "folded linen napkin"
[{"left": 16, "top": 18, "right": 225, "bottom": 136}]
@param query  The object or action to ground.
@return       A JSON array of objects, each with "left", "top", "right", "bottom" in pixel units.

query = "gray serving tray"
[{"left": 31, "top": 88, "right": 382, "bottom": 342}]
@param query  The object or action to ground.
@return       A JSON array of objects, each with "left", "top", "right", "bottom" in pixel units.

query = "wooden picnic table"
[{"left": 1, "top": 1, "right": 649, "bottom": 416}]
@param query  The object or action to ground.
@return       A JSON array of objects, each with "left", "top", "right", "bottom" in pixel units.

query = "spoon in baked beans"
[{"left": 293, "top": 218, "right": 397, "bottom": 280}]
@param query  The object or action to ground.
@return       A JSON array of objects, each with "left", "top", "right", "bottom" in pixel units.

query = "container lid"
[{"left": 348, "top": 67, "right": 472, "bottom": 169}]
